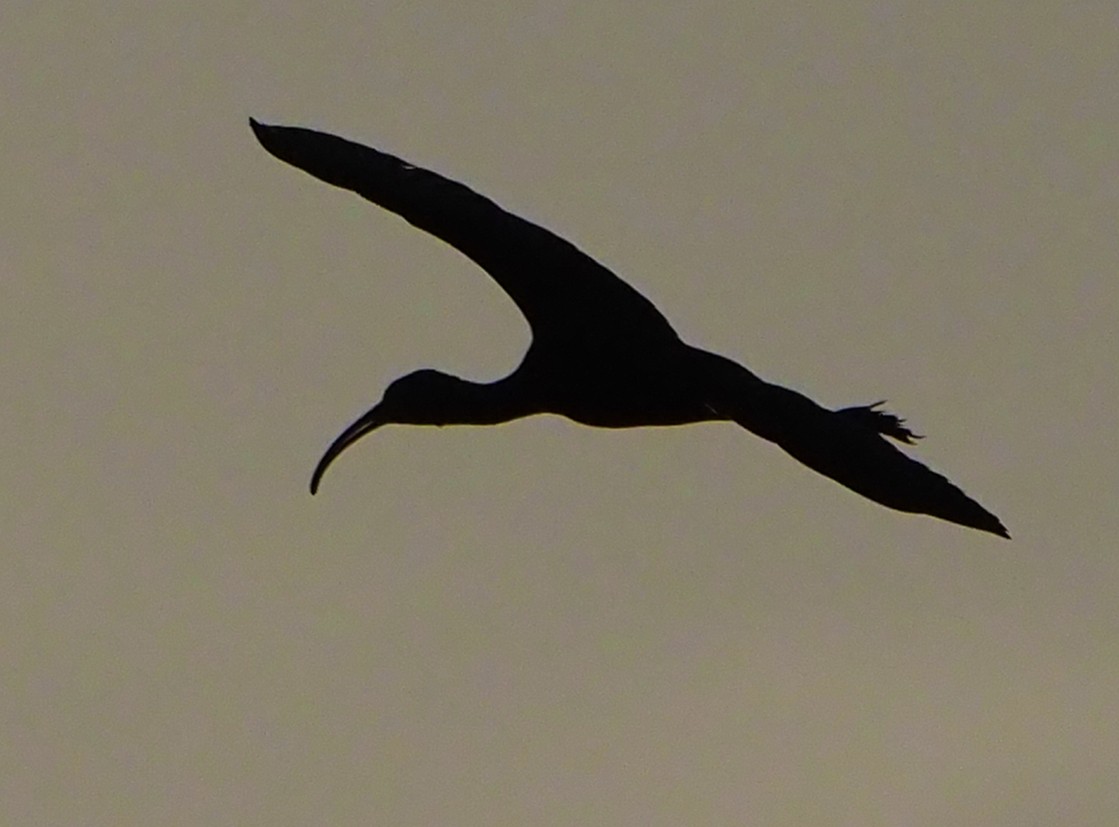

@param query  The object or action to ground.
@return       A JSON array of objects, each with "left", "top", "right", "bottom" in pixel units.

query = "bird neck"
[{"left": 410, "top": 372, "right": 540, "bottom": 427}]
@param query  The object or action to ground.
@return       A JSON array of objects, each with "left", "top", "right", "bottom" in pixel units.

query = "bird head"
[
  {"left": 309, "top": 369, "right": 463, "bottom": 494},
  {"left": 378, "top": 369, "right": 469, "bottom": 424}
]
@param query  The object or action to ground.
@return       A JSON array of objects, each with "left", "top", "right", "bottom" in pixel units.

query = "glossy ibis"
[{"left": 250, "top": 119, "right": 1008, "bottom": 538}]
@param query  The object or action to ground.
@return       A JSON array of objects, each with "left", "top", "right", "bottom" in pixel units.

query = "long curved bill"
[{"left": 310, "top": 406, "right": 387, "bottom": 494}]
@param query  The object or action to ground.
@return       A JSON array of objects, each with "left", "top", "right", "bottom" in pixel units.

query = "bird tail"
[
  {"left": 704, "top": 370, "right": 1009, "bottom": 538},
  {"left": 836, "top": 401, "right": 922, "bottom": 444}
]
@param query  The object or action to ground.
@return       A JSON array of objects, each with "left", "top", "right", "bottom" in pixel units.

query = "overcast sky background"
[{"left": 4, "top": 3, "right": 1118, "bottom": 824}]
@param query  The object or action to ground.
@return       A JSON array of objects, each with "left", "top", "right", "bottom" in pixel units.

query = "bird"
[{"left": 250, "top": 118, "right": 1009, "bottom": 538}]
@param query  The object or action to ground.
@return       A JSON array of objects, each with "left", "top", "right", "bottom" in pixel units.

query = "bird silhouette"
[{"left": 250, "top": 118, "right": 1009, "bottom": 538}]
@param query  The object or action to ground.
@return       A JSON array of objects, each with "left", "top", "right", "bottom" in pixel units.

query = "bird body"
[{"left": 250, "top": 119, "right": 1008, "bottom": 538}]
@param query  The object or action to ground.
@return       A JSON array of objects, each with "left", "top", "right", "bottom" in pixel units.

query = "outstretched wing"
[
  {"left": 250, "top": 119, "right": 677, "bottom": 348},
  {"left": 699, "top": 352, "right": 1009, "bottom": 537}
]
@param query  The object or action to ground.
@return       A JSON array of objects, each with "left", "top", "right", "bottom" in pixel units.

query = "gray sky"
[{"left": 5, "top": 3, "right": 1118, "bottom": 824}]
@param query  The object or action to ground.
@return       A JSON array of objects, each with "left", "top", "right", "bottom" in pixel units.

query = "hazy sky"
[{"left": 5, "top": 3, "right": 1118, "bottom": 824}]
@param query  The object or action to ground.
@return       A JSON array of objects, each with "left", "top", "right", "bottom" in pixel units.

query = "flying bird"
[{"left": 250, "top": 118, "right": 1008, "bottom": 538}]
